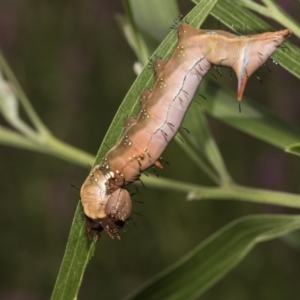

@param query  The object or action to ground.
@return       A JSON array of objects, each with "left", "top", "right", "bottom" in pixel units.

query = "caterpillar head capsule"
[{"left": 80, "top": 166, "right": 132, "bottom": 240}]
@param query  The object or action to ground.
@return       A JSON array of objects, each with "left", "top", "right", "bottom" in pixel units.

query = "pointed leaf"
[{"left": 124, "top": 214, "right": 300, "bottom": 300}]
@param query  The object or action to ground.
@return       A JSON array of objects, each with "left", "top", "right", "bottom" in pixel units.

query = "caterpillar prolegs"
[{"left": 80, "top": 23, "right": 292, "bottom": 239}]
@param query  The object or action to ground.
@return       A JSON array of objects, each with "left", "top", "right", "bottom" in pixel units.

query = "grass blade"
[
  {"left": 51, "top": 1, "right": 218, "bottom": 299},
  {"left": 124, "top": 214, "right": 300, "bottom": 300}
]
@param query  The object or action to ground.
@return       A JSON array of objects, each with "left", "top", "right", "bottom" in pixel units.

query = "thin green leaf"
[
  {"left": 198, "top": 79, "right": 300, "bottom": 150},
  {"left": 129, "top": 0, "right": 179, "bottom": 41},
  {"left": 119, "top": 0, "right": 180, "bottom": 60},
  {"left": 179, "top": 105, "right": 233, "bottom": 185},
  {"left": 51, "top": 206, "right": 94, "bottom": 300},
  {"left": 239, "top": 0, "right": 300, "bottom": 38},
  {"left": 281, "top": 230, "right": 300, "bottom": 250},
  {"left": 116, "top": 14, "right": 150, "bottom": 65},
  {"left": 0, "top": 48, "right": 50, "bottom": 135},
  {"left": 51, "top": 1, "right": 218, "bottom": 299},
  {"left": 286, "top": 143, "right": 300, "bottom": 156},
  {"left": 123, "top": 214, "right": 300, "bottom": 300}
]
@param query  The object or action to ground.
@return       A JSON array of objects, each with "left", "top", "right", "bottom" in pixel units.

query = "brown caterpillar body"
[{"left": 80, "top": 23, "right": 292, "bottom": 239}]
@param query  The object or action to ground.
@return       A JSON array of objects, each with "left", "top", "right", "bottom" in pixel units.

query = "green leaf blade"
[
  {"left": 124, "top": 214, "right": 300, "bottom": 300},
  {"left": 51, "top": 1, "right": 219, "bottom": 299},
  {"left": 51, "top": 206, "right": 94, "bottom": 300},
  {"left": 199, "top": 79, "right": 300, "bottom": 150},
  {"left": 180, "top": 106, "right": 232, "bottom": 185}
]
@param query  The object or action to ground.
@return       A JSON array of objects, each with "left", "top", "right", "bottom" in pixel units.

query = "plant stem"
[
  {"left": 0, "top": 126, "right": 40, "bottom": 150},
  {"left": 0, "top": 49, "right": 51, "bottom": 136},
  {"left": 176, "top": 132, "right": 222, "bottom": 185},
  {"left": 142, "top": 175, "right": 300, "bottom": 209},
  {"left": 43, "top": 135, "right": 94, "bottom": 167},
  {"left": 122, "top": 0, "right": 150, "bottom": 65}
]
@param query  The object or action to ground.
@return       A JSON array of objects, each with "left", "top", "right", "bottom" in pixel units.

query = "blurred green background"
[{"left": 0, "top": 0, "right": 300, "bottom": 299}]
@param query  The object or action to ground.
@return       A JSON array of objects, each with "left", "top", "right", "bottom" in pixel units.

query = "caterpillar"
[{"left": 80, "top": 23, "right": 292, "bottom": 239}]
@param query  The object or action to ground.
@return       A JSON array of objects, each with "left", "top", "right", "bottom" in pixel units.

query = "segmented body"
[{"left": 80, "top": 23, "right": 291, "bottom": 239}]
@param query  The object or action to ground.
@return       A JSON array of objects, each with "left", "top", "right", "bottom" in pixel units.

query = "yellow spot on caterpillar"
[
  {"left": 122, "top": 135, "right": 132, "bottom": 146},
  {"left": 141, "top": 109, "right": 149, "bottom": 119},
  {"left": 177, "top": 45, "right": 185, "bottom": 57},
  {"left": 90, "top": 173, "right": 98, "bottom": 183},
  {"left": 157, "top": 78, "right": 167, "bottom": 89},
  {"left": 237, "top": 43, "right": 241, "bottom": 52}
]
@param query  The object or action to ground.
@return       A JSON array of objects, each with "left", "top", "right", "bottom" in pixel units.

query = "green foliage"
[
  {"left": 124, "top": 214, "right": 300, "bottom": 300},
  {"left": 0, "top": 0, "right": 299, "bottom": 299}
]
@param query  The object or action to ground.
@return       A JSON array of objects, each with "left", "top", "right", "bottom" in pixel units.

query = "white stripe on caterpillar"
[{"left": 80, "top": 23, "right": 292, "bottom": 239}]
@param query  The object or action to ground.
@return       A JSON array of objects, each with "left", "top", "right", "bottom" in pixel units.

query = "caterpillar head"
[{"left": 80, "top": 166, "right": 132, "bottom": 240}]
